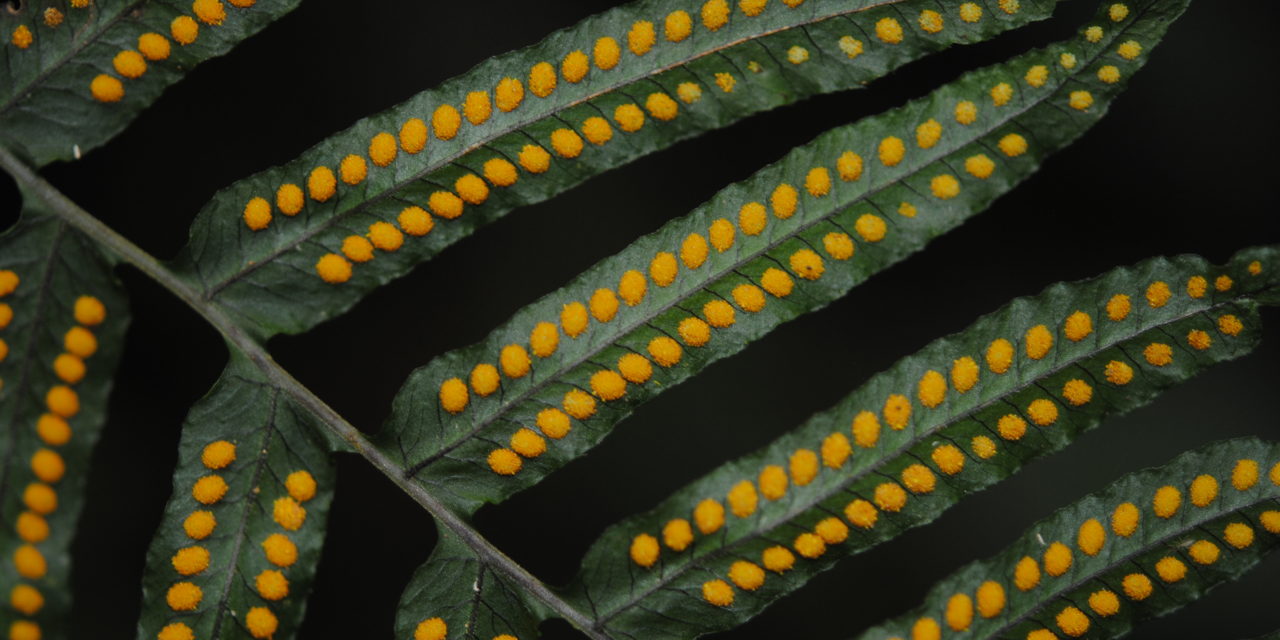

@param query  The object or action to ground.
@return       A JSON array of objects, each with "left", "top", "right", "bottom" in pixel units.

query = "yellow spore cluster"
[
  {"left": 274, "top": 496, "right": 307, "bottom": 531},
  {"left": 875, "top": 17, "right": 903, "bottom": 44},
  {"left": 9, "top": 24, "right": 36, "bottom": 50},
  {"left": 1111, "top": 502, "right": 1139, "bottom": 537},
  {"left": 246, "top": 606, "right": 279, "bottom": 638}
]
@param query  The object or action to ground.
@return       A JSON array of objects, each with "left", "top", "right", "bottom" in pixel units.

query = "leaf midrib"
[
  {"left": 592, "top": 288, "right": 1261, "bottom": 626},
  {"left": 0, "top": 1, "right": 147, "bottom": 115},
  {"left": 402, "top": 33, "right": 1100, "bottom": 479},
  {"left": 200, "top": 0, "right": 907, "bottom": 297}
]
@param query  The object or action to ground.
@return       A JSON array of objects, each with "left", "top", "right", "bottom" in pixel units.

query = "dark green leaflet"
[
  {"left": 0, "top": 196, "right": 129, "bottom": 639},
  {"left": 394, "top": 523, "right": 541, "bottom": 640},
  {"left": 0, "top": 0, "right": 301, "bottom": 166},
  {"left": 133, "top": 355, "right": 336, "bottom": 640},
  {"left": 375, "top": 0, "right": 1180, "bottom": 516},
  {"left": 855, "top": 438, "right": 1280, "bottom": 640},
  {"left": 169, "top": 0, "right": 1060, "bottom": 338},
  {"left": 571, "top": 242, "right": 1260, "bottom": 639}
]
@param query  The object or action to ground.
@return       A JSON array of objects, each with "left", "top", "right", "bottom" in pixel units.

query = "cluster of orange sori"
[
  {"left": 156, "top": 438, "right": 319, "bottom": 640},
  {"left": 5, "top": 282, "right": 108, "bottom": 640},
  {"left": 876, "top": 455, "right": 1280, "bottom": 640},
  {"left": 618, "top": 258, "right": 1266, "bottom": 608},
  {"left": 445, "top": 27, "right": 1151, "bottom": 478},
  {"left": 62, "top": 0, "right": 264, "bottom": 104},
  {"left": 302, "top": 0, "right": 1019, "bottom": 284}
]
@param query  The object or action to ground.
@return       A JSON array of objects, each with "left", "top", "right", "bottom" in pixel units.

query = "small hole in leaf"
[{"left": 5, "top": 0, "right": 24, "bottom": 15}]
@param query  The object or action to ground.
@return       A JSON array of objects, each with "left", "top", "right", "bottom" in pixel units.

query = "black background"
[{"left": 2, "top": 1, "right": 1279, "bottom": 638}]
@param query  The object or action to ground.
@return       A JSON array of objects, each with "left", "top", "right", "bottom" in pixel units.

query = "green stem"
[{"left": 0, "top": 145, "right": 610, "bottom": 640}]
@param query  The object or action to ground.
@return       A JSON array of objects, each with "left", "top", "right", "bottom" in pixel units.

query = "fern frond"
[
  {"left": 133, "top": 355, "right": 336, "bottom": 640},
  {"left": 375, "top": 0, "right": 1186, "bottom": 515},
  {"left": 568, "top": 243, "right": 1271, "bottom": 639},
  {"left": 0, "top": 0, "right": 300, "bottom": 166},
  {"left": 0, "top": 194, "right": 128, "bottom": 638},
  {"left": 856, "top": 437, "right": 1280, "bottom": 640},
  {"left": 170, "top": 0, "right": 1062, "bottom": 338}
]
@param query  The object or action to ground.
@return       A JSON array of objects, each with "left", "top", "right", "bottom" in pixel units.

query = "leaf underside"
[
  {"left": 570, "top": 241, "right": 1267, "bottom": 640},
  {"left": 857, "top": 437, "right": 1280, "bottom": 640},
  {"left": 0, "top": 0, "right": 301, "bottom": 166},
  {"left": 171, "top": 0, "right": 1060, "bottom": 338},
  {"left": 134, "top": 355, "right": 336, "bottom": 640},
  {"left": 1, "top": 3, "right": 1266, "bottom": 640},
  {"left": 374, "top": 0, "right": 1181, "bottom": 517},
  {"left": 0, "top": 197, "right": 129, "bottom": 637},
  {"left": 394, "top": 522, "right": 541, "bottom": 640}
]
